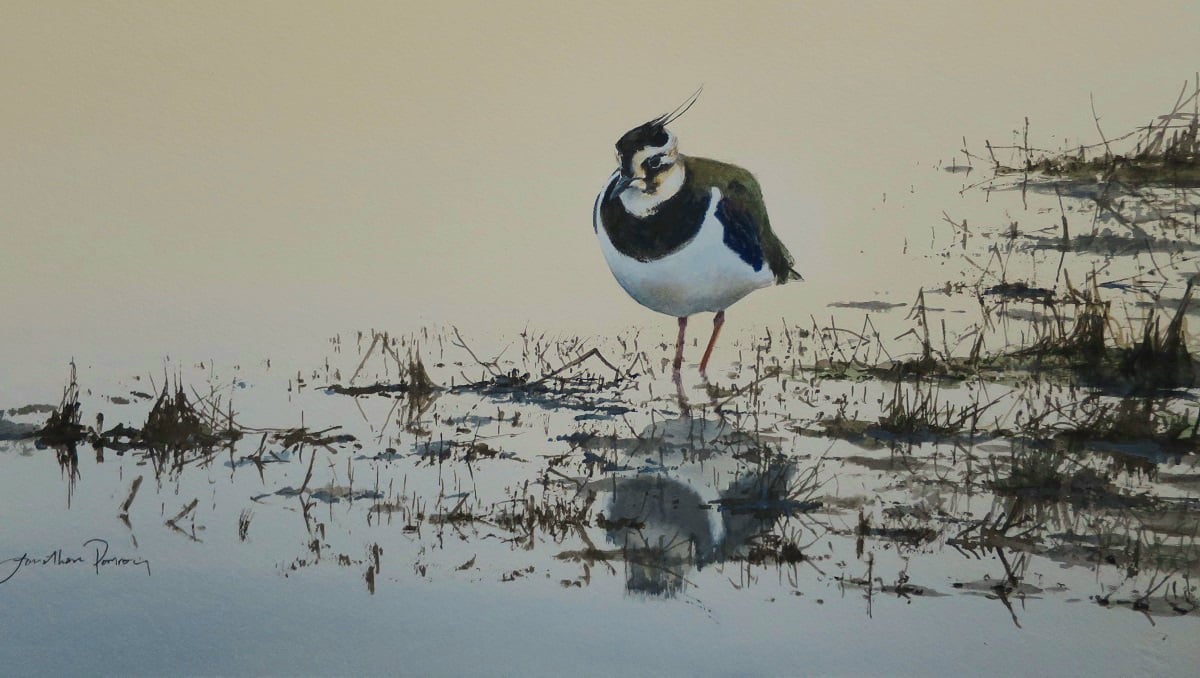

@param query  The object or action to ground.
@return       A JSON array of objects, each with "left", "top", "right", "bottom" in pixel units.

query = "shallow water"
[
  {"left": 4, "top": 3, "right": 1200, "bottom": 676},
  {"left": 2, "top": 313, "right": 1198, "bottom": 675}
]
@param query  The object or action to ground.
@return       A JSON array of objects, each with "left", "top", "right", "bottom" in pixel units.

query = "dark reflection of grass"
[
  {"left": 1049, "top": 396, "right": 1200, "bottom": 457},
  {"left": 987, "top": 447, "right": 1148, "bottom": 510}
]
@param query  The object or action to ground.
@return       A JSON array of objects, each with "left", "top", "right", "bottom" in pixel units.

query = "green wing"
[{"left": 685, "top": 156, "right": 801, "bottom": 284}]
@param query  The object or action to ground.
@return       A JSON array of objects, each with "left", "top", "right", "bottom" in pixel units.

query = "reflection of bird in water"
[
  {"left": 593, "top": 90, "right": 801, "bottom": 374},
  {"left": 601, "top": 415, "right": 802, "bottom": 597},
  {"left": 606, "top": 476, "right": 715, "bottom": 598},
  {"left": 712, "top": 462, "right": 799, "bottom": 562}
]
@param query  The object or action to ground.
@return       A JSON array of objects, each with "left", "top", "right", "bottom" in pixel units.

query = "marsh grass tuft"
[
  {"left": 877, "top": 377, "right": 989, "bottom": 440},
  {"left": 141, "top": 385, "right": 219, "bottom": 451},
  {"left": 976, "top": 76, "right": 1200, "bottom": 187},
  {"left": 36, "top": 362, "right": 86, "bottom": 448},
  {"left": 1004, "top": 277, "right": 1197, "bottom": 392},
  {"left": 1119, "top": 278, "right": 1196, "bottom": 390}
]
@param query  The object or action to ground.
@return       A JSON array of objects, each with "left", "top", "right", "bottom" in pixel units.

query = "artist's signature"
[{"left": 0, "top": 539, "right": 151, "bottom": 585}]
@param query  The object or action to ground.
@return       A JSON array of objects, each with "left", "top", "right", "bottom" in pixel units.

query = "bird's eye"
[{"left": 646, "top": 155, "right": 665, "bottom": 171}]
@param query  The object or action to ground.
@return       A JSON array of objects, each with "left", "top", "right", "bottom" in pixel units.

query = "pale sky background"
[{"left": 3, "top": 1, "right": 1198, "bottom": 399}]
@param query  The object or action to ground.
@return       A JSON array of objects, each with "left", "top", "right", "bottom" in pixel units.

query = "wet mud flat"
[{"left": 3, "top": 84, "right": 1200, "bottom": 673}]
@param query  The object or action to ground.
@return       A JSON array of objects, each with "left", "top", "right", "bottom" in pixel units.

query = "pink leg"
[
  {"left": 673, "top": 316, "right": 688, "bottom": 372},
  {"left": 699, "top": 310, "right": 725, "bottom": 374}
]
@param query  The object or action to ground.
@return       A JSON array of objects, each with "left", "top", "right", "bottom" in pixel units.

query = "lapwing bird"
[{"left": 593, "top": 92, "right": 801, "bottom": 373}]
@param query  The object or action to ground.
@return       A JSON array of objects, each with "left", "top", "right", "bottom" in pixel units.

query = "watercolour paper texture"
[{"left": 2, "top": 3, "right": 1198, "bottom": 675}]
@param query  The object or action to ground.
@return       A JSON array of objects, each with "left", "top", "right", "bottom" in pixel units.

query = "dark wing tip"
[{"left": 767, "top": 243, "right": 801, "bottom": 284}]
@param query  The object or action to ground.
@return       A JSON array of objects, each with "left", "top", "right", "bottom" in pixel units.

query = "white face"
[
  {"left": 620, "top": 130, "right": 677, "bottom": 186},
  {"left": 617, "top": 130, "right": 685, "bottom": 217}
]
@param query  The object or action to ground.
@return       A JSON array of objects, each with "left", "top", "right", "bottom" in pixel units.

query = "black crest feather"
[{"left": 614, "top": 87, "right": 703, "bottom": 174}]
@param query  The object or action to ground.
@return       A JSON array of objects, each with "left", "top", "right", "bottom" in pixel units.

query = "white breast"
[{"left": 594, "top": 175, "right": 774, "bottom": 318}]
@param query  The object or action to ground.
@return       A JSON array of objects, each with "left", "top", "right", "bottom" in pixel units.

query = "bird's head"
[
  {"left": 611, "top": 88, "right": 701, "bottom": 214},
  {"left": 613, "top": 121, "right": 679, "bottom": 196}
]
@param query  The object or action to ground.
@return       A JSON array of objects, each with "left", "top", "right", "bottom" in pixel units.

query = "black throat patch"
[{"left": 598, "top": 175, "right": 709, "bottom": 262}]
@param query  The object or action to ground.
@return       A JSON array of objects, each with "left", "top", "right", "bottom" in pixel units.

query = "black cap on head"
[
  {"left": 612, "top": 86, "right": 703, "bottom": 176},
  {"left": 615, "top": 123, "right": 670, "bottom": 174}
]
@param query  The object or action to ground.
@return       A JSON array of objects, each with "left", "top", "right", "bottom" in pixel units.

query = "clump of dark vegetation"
[
  {"left": 875, "top": 377, "right": 991, "bottom": 440},
  {"left": 987, "top": 77, "right": 1200, "bottom": 187},
  {"left": 35, "top": 362, "right": 87, "bottom": 448},
  {"left": 1004, "top": 276, "right": 1197, "bottom": 393},
  {"left": 1119, "top": 279, "right": 1196, "bottom": 389},
  {"left": 31, "top": 364, "right": 240, "bottom": 477},
  {"left": 94, "top": 382, "right": 242, "bottom": 468},
  {"left": 324, "top": 330, "right": 437, "bottom": 397},
  {"left": 140, "top": 385, "right": 237, "bottom": 452},
  {"left": 813, "top": 271, "right": 1197, "bottom": 398}
]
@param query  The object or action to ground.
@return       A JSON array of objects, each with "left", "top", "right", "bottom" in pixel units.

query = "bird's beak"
[{"left": 613, "top": 174, "right": 647, "bottom": 193}]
